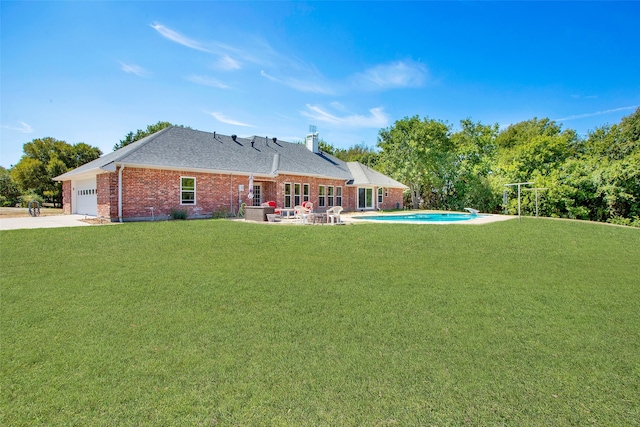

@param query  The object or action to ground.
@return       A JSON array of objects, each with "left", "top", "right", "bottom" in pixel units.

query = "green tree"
[
  {"left": 493, "top": 118, "right": 578, "bottom": 216},
  {"left": 335, "top": 143, "right": 379, "bottom": 167},
  {"left": 113, "top": 121, "right": 186, "bottom": 150},
  {"left": 579, "top": 109, "right": 640, "bottom": 221},
  {"left": 11, "top": 137, "right": 101, "bottom": 206},
  {"left": 495, "top": 117, "right": 578, "bottom": 184},
  {"left": 450, "top": 119, "right": 500, "bottom": 212},
  {"left": 0, "top": 166, "right": 21, "bottom": 207},
  {"left": 319, "top": 140, "right": 379, "bottom": 166},
  {"left": 377, "top": 116, "right": 453, "bottom": 209}
]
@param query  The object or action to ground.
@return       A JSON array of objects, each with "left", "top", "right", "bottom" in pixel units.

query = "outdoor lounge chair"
[
  {"left": 262, "top": 200, "right": 282, "bottom": 216},
  {"left": 326, "top": 206, "right": 343, "bottom": 225}
]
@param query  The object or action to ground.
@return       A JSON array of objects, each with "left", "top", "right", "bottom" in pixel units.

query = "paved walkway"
[{"left": 0, "top": 215, "right": 96, "bottom": 231}]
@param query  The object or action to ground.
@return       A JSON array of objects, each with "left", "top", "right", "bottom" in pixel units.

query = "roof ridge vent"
[{"left": 231, "top": 134, "right": 237, "bottom": 142}]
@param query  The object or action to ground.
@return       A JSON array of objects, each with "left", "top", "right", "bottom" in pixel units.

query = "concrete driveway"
[{"left": 0, "top": 215, "right": 96, "bottom": 231}]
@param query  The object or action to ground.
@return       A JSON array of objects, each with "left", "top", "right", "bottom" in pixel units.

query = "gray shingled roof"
[
  {"left": 346, "top": 162, "right": 408, "bottom": 188},
  {"left": 54, "top": 126, "right": 406, "bottom": 189}
]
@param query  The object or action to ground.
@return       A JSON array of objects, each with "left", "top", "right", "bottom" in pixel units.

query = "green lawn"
[{"left": 2, "top": 219, "right": 639, "bottom": 426}]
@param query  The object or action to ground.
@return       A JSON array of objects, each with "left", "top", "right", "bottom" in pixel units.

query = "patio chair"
[
  {"left": 294, "top": 204, "right": 312, "bottom": 224},
  {"left": 326, "top": 206, "right": 343, "bottom": 225}
]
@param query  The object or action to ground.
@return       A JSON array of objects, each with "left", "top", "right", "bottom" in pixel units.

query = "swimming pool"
[{"left": 353, "top": 212, "right": 484, "bottom": 223}]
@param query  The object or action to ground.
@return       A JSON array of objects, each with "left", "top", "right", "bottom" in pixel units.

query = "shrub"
[
  {"left": 211, "top": 206, "right": 229, "bottom": 219},
  {"left": 607, "top": 215, "right": 640, "bottom": 228},
  {"left": 170, "top": 208, "right": 188, "bottom": 220},
  {"left": 18, "top": 192, "right": 44, "bottom": 208}
]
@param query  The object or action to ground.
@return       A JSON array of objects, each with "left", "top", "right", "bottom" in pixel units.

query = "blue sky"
[{"left": 2, "top": 1, "right": 639, "bottom": 168}]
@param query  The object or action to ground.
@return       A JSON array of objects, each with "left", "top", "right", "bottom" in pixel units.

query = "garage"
[{"left": 74, "top": 177, "right": 97, "bottom": 216}]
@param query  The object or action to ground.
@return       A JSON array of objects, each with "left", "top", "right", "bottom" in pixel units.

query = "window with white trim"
[
  {"left": 294, "top": 183, "right": 301, "bottom": 206},
  {"left": 318, "top": 185, "right": 326, "bottom": 207},
  {"left": 284, "top": 183, "right": 292, "bottom": 208},
  {"left": 335, "top": 186, "right": 342, "bottom": 206},
  {"left": 181, "top": 177, "right": 196, "bottom": 204},
  {"left": 378, "top": 187, "right": 383, "bottom": 203},
  {"left": 303, "top": 184, "right": 310, "bottom": 202},
  {"left": 327, "top": 186, "right": 334, "bottom": 207}
]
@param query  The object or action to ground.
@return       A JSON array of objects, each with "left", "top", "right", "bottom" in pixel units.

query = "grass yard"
[{"left": 1, "top": 219, "right": 639, "bottom": 426}]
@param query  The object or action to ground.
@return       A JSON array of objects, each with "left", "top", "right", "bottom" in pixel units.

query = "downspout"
[{"left": 118, "top": 165, "right": 125, "bottom": 223}]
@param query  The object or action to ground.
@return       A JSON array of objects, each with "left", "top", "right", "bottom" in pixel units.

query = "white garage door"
[{"left": 75, "top": 178, "right": 97, "bottom": 216}]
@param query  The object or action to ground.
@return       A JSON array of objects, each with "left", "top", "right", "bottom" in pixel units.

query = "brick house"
[{"left": 54, "top": 126, "right": 407, "bottom": 222}]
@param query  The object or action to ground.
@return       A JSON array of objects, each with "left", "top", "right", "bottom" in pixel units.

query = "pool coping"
[{"left": 346, "top": 210, "right": 517, "bottom": 225}]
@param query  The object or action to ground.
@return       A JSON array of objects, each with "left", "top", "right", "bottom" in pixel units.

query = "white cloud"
[
  {"left": 555, "top": 105, "right": 638, "bottom": 121},
  {"left": 329, "top": 101, "right": 348, "bottom": 112},
  {"left": 354, "top": 60, "right": 428, "bottom": 90},
  {"left": 261, "top": 60, "right": 427, "bottom": 95},
  {"left": 151, "top": 23, "right": 211, "bottom": 53},
  {"left": 151, "top": 23, "right": 251, "bottom": 69},
  {"left": 207, "top": 112, "right": 255, "bottom": 128},
  {"left": 302, "top": 104, "right": 389, "bottom": 128},
  {"left": 261, "top": 70, "right": 334, "bottom": 95},
  {"left": 187, "top": 75, "right": 231, "bottom": 89},
  {"left": 119, "top": 62, "right": 150, "bottom": 77},
  {"left": 215, "top": 54, "right": 241, "bottom": 71},
  {"left": 1, "top": 121, "right": 33, "bottom": 133},
  {"left": 149, "top": 23, "right": 426, "bottom": 98}
]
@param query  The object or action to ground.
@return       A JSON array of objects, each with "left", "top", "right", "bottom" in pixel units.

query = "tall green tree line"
[{"left": 375, "top": 108, "right": 640, "bottom": 225}]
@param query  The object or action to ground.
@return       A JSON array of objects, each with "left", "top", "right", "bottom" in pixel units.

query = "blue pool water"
[{"left": 354, "top": 212, "right": 483, "bottom": 223}]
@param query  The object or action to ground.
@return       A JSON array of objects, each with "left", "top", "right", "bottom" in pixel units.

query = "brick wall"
[
  {"left": 118, "top": 168, "right": 247, "bottom": 221},
  {"left": 61, "top": 181, "right": 71, "bottom": 214},
  {"left": 62, "top": 167, "right": 405, "bottom": 221},
  {"left": 97, "top": 172, "right": 117, "bottom": 219},
  {"left": 271, "top": 175, "right": 353, "bottom": 211},
  {"left": 379, "top": 187, "right": 405, "bottom": 210}
]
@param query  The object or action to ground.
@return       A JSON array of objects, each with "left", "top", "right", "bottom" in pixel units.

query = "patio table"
[
  {"left": 312, "top": 213, "right": 327, "bottom": 225},
  {"left": 278, "top": 208, "right": 296, "bottom": 219}
]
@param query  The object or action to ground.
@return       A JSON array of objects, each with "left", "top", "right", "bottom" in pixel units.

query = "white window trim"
[
  {"left": 294, "top": 183, "right": 301, "bottom": 206},
  {"left": 327, "top": 185, "right": 334, "bottom": 207},
  {"left": 335, "top": 186, "right": 342, "bottom": 207},
  {"left": 303, "top": 183, "right": 310, "bottom": 202},
  {"left": 358, "top": 187, "right": 374, "bottom": 210},
  {"left": 284, "top": 182, "right": 292, "bottom": 208},
  {"left": 181, "top": 176, "right": 196, "bottom": 205},
  {"left": 252, "top": 182, "right": 262, "bottom": 206},
  {"left": 318, "top": 185, "right": 326, "bottom": 207}
]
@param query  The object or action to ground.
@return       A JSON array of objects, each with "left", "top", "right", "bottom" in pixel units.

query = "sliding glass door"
[{"left": 358, "top": 187, "right": 374, "bottom": 209}]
